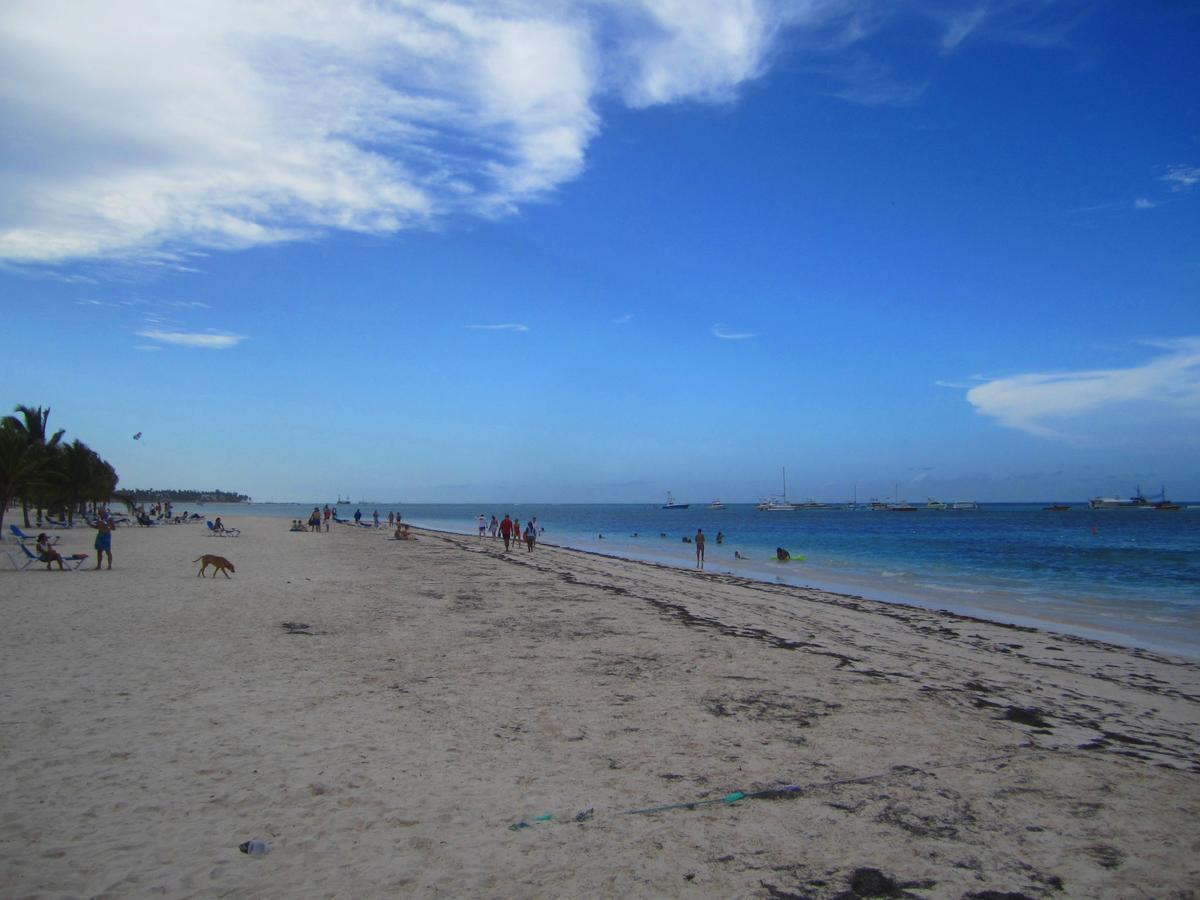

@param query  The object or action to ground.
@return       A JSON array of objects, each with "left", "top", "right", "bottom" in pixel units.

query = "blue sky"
[{"left": 2, "top": 1, "right": 1198, "bottom": 503}]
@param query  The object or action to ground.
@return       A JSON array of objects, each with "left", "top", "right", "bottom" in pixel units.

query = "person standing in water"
[{"left": 695, "top": 528, "right": 706, "bottom": 569}]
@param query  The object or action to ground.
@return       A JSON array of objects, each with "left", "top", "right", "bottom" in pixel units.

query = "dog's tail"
[{"left": 192, "top": 556, "right": 205, "bottom": 563}]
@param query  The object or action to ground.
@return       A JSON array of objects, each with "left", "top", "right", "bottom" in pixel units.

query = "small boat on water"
[
  {"left": 925, "top": 499, "right": 948, "bottom": 510},
  {"left": 889, "top": 502, "right": 918, "bottom": 512},
  {"left": 662, "top": 492, "right": 690, "bottom": 510},
  {"left": 1043, "top": 504, "right": 1071, "bottom": 511},
  {"left": 708, "top": 499, "right": 726, "bottom": 510},
  {"left": 758, "top": 468, "right": 803, "bottom": 511},
  {"left": 950, "top": 500, "right": 979, "bottom": 510}
]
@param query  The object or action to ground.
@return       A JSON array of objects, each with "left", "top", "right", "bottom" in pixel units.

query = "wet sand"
[{"left": 1, "top": 516, "right": 1198, "bottom": 897}]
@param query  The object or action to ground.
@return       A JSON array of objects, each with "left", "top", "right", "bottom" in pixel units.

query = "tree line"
[
  {"left": 0, "top": 404, "right": 119, "bottom": 530},
  {"left": 123, "top": 489, "right": 251, "bottom": 504}
]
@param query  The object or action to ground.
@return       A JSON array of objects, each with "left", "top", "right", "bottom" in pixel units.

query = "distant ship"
[
  {"left": 950, "top": 501, "right": 979, "bottom": 510},
  {"left": 708, "top": 499, "right": 726, "bottom": 509},
  {"left": 1042, "top": 504, "right": 1071, "bottom": 512},
  {"left": 757, "top": 468, "right": 802, "bottom": 511},
  {"left": 1088, "top": 487, "right": 1151, "bottom": 509},
  {"left": 662, "top": 492, "right": 690, "bottom": 509}
]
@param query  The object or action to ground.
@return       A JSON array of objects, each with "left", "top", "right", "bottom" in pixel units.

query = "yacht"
[
  {"left": 757, "top": 468, "right": 803, "bottom": 510},
  {"left": 708, "top": 499, "right": 726, "bottom": 510},
  {"left": 950, "top": 500, "right": 979, "bottom": 510},
  {"left": 925, "top": 499, "right": 948, "bottom": 510},
  {"left": 662, "top": 492, "right": 690, "bottom": 510},
  {"left": 1088, "top": 487, "right": 1150, "bottom": 510}
]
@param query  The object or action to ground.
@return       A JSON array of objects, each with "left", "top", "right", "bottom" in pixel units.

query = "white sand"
[{"left": 2, "top": 516, "right": 1198, "bottom": 898}]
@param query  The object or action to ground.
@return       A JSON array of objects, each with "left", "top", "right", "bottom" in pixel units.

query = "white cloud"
[
  {"left": 0, "top": 0, "right": 808, "bottom": 265},
  {"left": 1134, "top": 197, "right": 1156, "bottom": 209},
  {"left": 965, "top": 338, "right": 1200, "bottom": 441},
  {"left": 940, "top": 7, "right": 987, "bottom": 52},
  {"left": 613, "top": 313, "right": 634, "bottom": 325},
  {"left": 1164, "top": 165, "right": 1200, "bottom": 191},
  {"left": 135, "top": 328, "right": 247, "bottom": 349},
  {"left": 0, "top": 1, "right": 1092, "bottom": 265},
  {"left": 465, "top": 323, "right": 528, "bottom": 332},
  {"left": 712, "top": 323, "right": 757, "bottom": 340}
]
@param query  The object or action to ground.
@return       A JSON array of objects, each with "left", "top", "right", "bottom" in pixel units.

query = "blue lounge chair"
[
  {"left": 7, "top": 542, "right": 88, "bottom": 570},
  {"left": 9, "top": 524, "right": 58, "bottom": 545}
]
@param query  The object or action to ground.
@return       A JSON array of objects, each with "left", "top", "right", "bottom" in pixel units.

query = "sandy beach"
[{"left": 2, "top": 515, "right": 1198, "bottom": 898}]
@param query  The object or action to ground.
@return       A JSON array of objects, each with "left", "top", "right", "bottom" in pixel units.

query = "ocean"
[{"left": 188, "top": 500, "right": 1200, "bottom": 658}]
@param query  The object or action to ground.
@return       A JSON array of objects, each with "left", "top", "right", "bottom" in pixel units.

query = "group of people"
[
  {"left": 477, "top": 513, "right": 541, "bottom": 552},
  {"left": 31, "top": 511, "right": 114, "bottom": 570}
]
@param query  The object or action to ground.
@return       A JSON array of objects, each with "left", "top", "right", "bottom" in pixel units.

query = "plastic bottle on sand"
[{"left": 239, "top": 839, "right": 269, "bottom": 857}]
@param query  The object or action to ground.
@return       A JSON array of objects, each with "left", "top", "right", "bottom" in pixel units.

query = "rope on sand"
[{"left": 507, "top": 749, "right": 1054, "bottom": 830}]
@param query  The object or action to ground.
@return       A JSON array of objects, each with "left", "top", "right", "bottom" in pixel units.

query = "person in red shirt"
[{"left": 499, "top": 514, "right": 513, "bottom": 551}]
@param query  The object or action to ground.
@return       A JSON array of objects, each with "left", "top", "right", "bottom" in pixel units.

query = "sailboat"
[{"left": 757, "top": 468, "right": 802, "bottom": 510}]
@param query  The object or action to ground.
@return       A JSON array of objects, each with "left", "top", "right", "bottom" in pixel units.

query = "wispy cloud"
[
  {"left": 465, "top": 323, "right": 528, "bottom": 332},
  {"left": 965, "top": 338, "right": 1200, "bottom": 441},
  {"left": 1134, "top": 197, "right": 1156, "bottom": 209},
  {"left": 1, "top": 2, "right": 1090, "bottom": 266},
  {"left": 0, "top": 1, "right": 808, "bottom": 265},
  {"left": 712, "top": 323, "right": 757, "bottom": 340},
  {"left": 940, "top": 7, "right": 988, "bottom": 52},
  {"left": 135, "top": 328, "right": 247, "bottom": 349},
  {"left": 1163, "top": 165, "right": 1200, "bottom": 192},
  {"left": 613, "top": 313, "right": 634, "bottom": 325}
]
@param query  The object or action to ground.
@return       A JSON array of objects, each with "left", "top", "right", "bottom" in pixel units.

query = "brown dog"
[{"left": 194, "top": 554, "right": 236, "bottom": 578}]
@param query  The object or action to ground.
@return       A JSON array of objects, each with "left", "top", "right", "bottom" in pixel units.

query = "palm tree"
[
  {"left": 0, "top": 423, "right": 43, "bottom": 533},
  {"left": 55, "top": 439, "right": 100, "bottom": 525},
  {"left": 3, "top": 405, "right": 65, "bottom": 526}
]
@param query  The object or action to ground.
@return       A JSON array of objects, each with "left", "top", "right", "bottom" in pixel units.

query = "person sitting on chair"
[{"left": 36, "top": 533, "right": 65, "bottom": 570}]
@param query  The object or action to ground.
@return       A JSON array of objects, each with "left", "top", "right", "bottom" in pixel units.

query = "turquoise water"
[{"left": 198, "top": 501, "right": 1200, "bottom": 657}]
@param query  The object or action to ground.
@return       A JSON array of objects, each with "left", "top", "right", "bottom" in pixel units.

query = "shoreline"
[
  {"left": 397, "top": 519, "right": 1200, "bottom": 660},
  {"left": 4, "top": 516, "right": 1198, "bottom": 896}
]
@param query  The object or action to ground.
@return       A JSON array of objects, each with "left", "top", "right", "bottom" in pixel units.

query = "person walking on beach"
[
  {"left": 309, "top": 507, "right": 321, "bottom": 532},
  {"left": 489, "top": 516, "right": 499, "bottom": 539},
  {"left": 499, "top": 514, "right": 513, "bottom": 551},
  {"left": 373, "top": 509, "right": 380, "bottom": 528},
  {"left": 323, "top": 505, "right": 332, "bottom": 531},
  {"left": 478, "top": 514, "right": 487, "bottom": 540},
  {"left": 695, "top": 528, "right": 706, "bottom": 569},
  {"left": 524, "top": 521, "right": 536, "bottom": 552},
  {"left": 93, "top": 514, "right": 114, "bottom": 570},
  {"left": 354, "top": 508, "right": 362, "bottom": 526}
]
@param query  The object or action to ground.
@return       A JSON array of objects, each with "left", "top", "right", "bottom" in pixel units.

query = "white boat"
[
  {"left": 757, "top": 468, "right": 802, "bottom": 510},
  {"left": 662, "top": 492, "right": 690, "bottom": 509},
  {"left": 950, "top": 500, "right": 979, "bottom": 510},
  {"left": 1088, "top": 487, "right": 1150, "bottom": 510},
  {"left": 708, "top": 499, "right": 726, "bottom": 510},
  {"left": 925, "top": 499, "right": 948, "bottom": 510}
]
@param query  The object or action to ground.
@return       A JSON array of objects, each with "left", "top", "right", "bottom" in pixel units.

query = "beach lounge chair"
[
  {"left": 206, "top": 520, "right": 241, "bottom": 537},
  {"left": 9, "top": 525, "right": 58, "bottom": 545},
  {"left": 7, "top": 542, "right": 88, "bottom": 570}
]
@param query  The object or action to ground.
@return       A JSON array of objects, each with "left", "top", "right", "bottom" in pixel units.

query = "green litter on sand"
[{"left": 722, "top": 791, "right": 746, "bottom": 804}]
